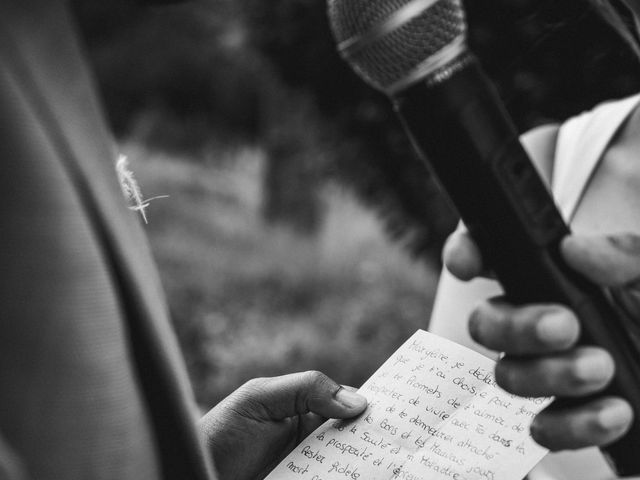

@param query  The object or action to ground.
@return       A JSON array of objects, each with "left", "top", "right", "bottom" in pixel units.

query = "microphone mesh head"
[{"left": 328, "top": 0, "right": 467, "bottom": 93}]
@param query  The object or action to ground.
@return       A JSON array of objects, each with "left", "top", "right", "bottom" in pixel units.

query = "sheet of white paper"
[{"left": 265, "top": 330, "right": 552, "bottom": 480}]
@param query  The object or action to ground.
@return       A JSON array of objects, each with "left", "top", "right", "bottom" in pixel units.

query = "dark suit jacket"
[{"left": 0, "top": 1, "right": 215, "bottom": 478}]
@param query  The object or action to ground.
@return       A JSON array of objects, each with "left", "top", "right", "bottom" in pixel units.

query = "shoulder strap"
[{"left": 552, "top": 94, "right": 640, "bottom": 222}]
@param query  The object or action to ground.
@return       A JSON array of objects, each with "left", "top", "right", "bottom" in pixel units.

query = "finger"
[
  {"left": 561, "top": 234, "right": 640, "bottom": 287},
  {"left": 562, "top": 234, "right": 640, "bottom": 319},
  {"left": 495, "top": 347, "right": 615, "bottom": 397},
  {"left": 469, "top": 298, "right": 580, "bottom": 355},
  {"left": 240, "top": 371, "right": 367, "bottom": 421},
  {"left": 297, "top": 386, "right": 365, "bottom": 437},
  {"left": 443, "top": 226, "right": 487, "bottom": 281},
  {"left": 297, "top": 412, "right": 327, "bottom": 440},
  {"left": 531, "top": 397, "right": 633, "bottom": 450},
  {"left": 296, "top": 389, "right": 364, "bottom": 440}
]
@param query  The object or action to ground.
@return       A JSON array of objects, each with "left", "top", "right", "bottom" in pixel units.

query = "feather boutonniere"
[{"left": 116, "top": 154, "right": 168, "bottom": 224}]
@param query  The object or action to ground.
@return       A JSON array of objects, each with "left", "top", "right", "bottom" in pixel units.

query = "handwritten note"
[{"left": 265, "top": 330, "right": 552, "bottom": 480}]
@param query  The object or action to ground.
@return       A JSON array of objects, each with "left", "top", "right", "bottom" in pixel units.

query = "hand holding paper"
[
  {"left": 199, "top": 371, "right": 367, "bottom": 480},
  {"left": 265, "top": 330, "right": 551, "bottom": 480}
]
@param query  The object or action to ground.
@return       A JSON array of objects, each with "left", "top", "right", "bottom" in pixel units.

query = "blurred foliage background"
[{"left": 72, "top": 0, "right": 640, "bottom": 407}]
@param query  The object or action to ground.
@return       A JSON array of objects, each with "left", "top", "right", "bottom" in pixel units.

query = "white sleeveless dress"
[
  {"left": 430, "top": 93, "right": 640, "bottom": 480},
  {"left": 528, "top": 94, "right": 640, "bottom": 480}
]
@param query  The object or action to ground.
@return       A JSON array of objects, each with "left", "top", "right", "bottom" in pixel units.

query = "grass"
[{"left": 126, "top": 144, "right": 441, "bottom": 408}]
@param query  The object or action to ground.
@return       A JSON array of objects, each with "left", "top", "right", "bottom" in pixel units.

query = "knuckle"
[
  {"left": 499, "top": 311, "right": 518, "bottom": 344},
  {"left": 513, "top": 305, "right": 545, "bottom": 333},
  {"left": 494, "top": 361, "right": 519, "bottom": 393},
  {"left": 297, "top": 371, "right": 336, "bottom": 414},
  {"left": 304, "top": 370, "right": 334, "bottom": 392},
  {"left": 234, "top": 377, "right": 270, "bottom": 404},
  {"left": 242, "top": 376, "right": 269, "bottom": 392},
  {"left": 471, "top": 300, "right": 499, "bottom": 328},
  {"left": 223, "top": 378, "right": 270, "bottom": 414},
  {"left": 304, "top": 370, "right": 325, "bottom": 383},
  {"left": 470, "top": 300, "right": 513, "bottom": 349}
]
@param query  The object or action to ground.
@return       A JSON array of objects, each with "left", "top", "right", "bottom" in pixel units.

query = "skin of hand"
[
  {"left": 442, "top": 227, "right": 640, "bottom": 451},
  {"left": 198, "top": 371, "right": 367, "bottom": 480}
]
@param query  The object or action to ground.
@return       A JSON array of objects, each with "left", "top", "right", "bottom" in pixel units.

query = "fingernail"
[
  {"left": 598, "top": 402, "right": 633, "bottom": 432},
  {"left": 536, "top": 311, "right": 577, "bottom": 347},
  {"left": 335, "top": 388, "right": 367, "bottom": 409},
  {"left": 575, "top": 351, "right": 615, "bottom": 387}
]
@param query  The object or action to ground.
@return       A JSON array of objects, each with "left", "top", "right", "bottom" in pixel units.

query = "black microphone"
[{"left": 328, "top": 0, "right": 640, "bottom": 475}]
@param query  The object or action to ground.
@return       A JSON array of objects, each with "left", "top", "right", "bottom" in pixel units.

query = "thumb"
[
  {"left": 239, "top": 371, "right": 368, "bottom": 421},
  {"left": 443, "top": 227, "right": 484, "bottom": 281},
  {"left": 561, "top": 234, "right": 640, "bottom": 287}
]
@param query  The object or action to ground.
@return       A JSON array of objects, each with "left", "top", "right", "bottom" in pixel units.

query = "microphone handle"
[{"left": 394, "top": 56, "right": 640, "bottom": 476}]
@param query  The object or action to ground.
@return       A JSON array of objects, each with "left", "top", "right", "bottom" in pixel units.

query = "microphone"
[{"left": 328, "top": 0, "right": 640, "bottom": 475}]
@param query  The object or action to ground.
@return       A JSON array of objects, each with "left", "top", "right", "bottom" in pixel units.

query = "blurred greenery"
[{"left": 128, "top": 144, "right": 438, "bottom": 406}]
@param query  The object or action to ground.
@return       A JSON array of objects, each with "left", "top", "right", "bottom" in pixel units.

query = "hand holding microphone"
[
  {"left": 328, "top": 0, "right": 640, "bottom": 474},
  {"left": 446, "top": 228, "right": 638, "bottom": 450}
]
